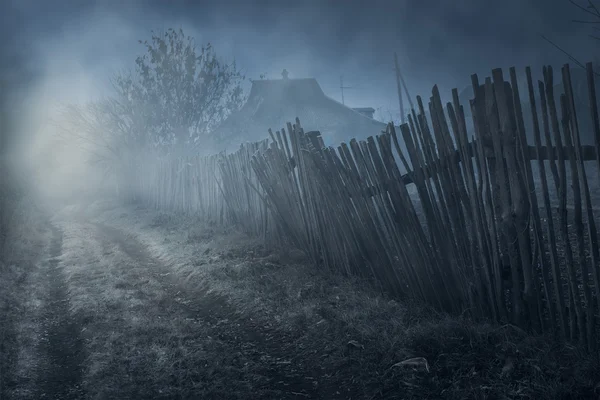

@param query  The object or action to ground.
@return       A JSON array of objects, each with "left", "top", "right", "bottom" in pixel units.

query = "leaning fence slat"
[
  {"left": 584, "top": 63, "right": 600, "bottom": 321},
  {"left": 526, "top": 66, "right": 567, "bottom": 340},
  {"left": 128, "top": 63, "right": 600, "bottom": 348},
  {"left": 448, "top": 93, "right": 498, "bottom": 321},
  {"left": 563, "top": 65, "right": 598, "bottom": 351},
  {"left": 507, "top": 68, "right": 549, "bottom": 333},
  {"left": 545, "top": 64, "right": 585, "bottom": 344}
]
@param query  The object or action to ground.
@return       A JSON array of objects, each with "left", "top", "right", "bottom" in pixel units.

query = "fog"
[
  {"left": 3, "top": 2, "right": 600, "bottom": 398},
  {"left": 1, "top": 0, "right": 597, "bottom": 208}
]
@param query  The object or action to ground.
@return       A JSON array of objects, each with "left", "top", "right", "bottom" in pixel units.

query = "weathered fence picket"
[{"left": 125, "top": 63, "right": 600, "bottom": 348}]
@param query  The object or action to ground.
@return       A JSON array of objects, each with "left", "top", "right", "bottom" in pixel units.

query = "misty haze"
[{"left": 2, "top": 0, "right": 600, "bottom": 399}]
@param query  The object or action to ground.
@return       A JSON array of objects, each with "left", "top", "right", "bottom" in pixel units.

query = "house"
[{"left": 212, "top": 73, "right": 388, "bottom": 151}]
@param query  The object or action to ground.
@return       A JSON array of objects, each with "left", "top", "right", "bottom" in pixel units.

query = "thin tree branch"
[
  {"left": 586, "top": 0, "right": 600, "bottom": 17},
  {"left": 569, "top": 0, "right": 600, "bottom": 18},
  {"left": 540, "top": 34, "right": 596, "bottom": 72}
]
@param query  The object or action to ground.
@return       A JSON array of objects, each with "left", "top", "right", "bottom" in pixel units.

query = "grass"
[
  {"left": 0, "top": 191, "right": 53, "bottom": 399},
  {"left": 75, "top": 200, "right": 600, "bottom": 399},
  {"left": 1, "top": 194, "right": 599, "bottom": 398}
]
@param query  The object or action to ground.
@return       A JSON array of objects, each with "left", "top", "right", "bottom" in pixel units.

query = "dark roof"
[
  {"left": 352, "top": 107, "right": 376, "bottom": 112},
  {"left": 213, "top": 78, "right": 387, "bottom": 149}
]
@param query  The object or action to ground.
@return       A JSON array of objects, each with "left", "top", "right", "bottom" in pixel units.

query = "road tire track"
[
  {"left": 36, "top": 225, "right": 85, "bottom": 399},
  {"left": 0, "top": 289, "right": 18, "bottom": 398},
  {"left": 93, "top": 222, "right": 320, "bottom": 399}
]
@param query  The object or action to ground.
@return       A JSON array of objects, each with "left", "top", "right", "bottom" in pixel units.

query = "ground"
[{"left": 1, "top": 199, "right": 599, "bottom": 399}]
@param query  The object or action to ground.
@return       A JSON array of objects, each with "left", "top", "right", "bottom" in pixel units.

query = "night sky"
[{"left": 1, "top": 0, "right": 598, "bottom": 122}]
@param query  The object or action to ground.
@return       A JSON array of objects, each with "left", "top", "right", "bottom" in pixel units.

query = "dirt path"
[
  {"left": 35, "top": 225, "right": 85, "bottom": 399},
  {"left": 3, "top": 204, "right": 337, "bottom": 398},
  {"left": 93, "top": 221, "right": 321, "bottom": 399}
]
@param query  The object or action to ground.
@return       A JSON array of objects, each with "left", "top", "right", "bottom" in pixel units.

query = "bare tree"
[
  {"left": 112, "top": 28, "right": 246, "bottom": 153},
  {"left": 59, "top": 28, "right": 247, "bottom": 197},
  {"left": 543, "top": 1, "right": 600, "bottom": 73},
  {"left": 570, "top": 0, "right": 600, "bottom": 40},
  {"left": 58, "top": 99, "right": 134, "bottom": 178},
  {"left": 63, "top": 28, "right": 246, "bottom": 158}
]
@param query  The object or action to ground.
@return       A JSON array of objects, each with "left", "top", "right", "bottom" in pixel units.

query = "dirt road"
[
  {"left": 4, "top": 202, "right": 597, "bottom": 399},
  {"left": 4, "top": 206, "right": 327, "bottom": 399},
  {"left": 35, "top": 225, "right": 85, "bottom": 399}
]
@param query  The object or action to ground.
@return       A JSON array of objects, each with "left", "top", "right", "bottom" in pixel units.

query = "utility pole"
[
  {"left": 340, "top": 75, "right": 352, "bottom": 105},
  {"left": 397, "top": 57, "right": 415, "bottom": 111},
  {"left": 393, "top": 53, "right": 405, "bottom": 125},
  {"left": 393, "top": 52, "right": 415, "bottom": 124}
]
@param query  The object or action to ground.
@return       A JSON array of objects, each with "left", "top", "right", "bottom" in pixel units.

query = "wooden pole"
[
  {"left": 397, "top": 58, "right": 415, "bottom": 111},
  {"left": 340, "top": 76, "right": 352, "bottom": 105},
  {"left": 394, "top": 52, "right": 406, "bottom": 124}
]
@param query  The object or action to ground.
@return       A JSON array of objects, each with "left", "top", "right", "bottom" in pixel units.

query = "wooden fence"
[{"left": 129, "top": 63, "right": 600, "bottom": 349}]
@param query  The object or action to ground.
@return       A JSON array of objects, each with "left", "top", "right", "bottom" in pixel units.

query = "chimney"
[{"left": 352, "top": 107, "right": 375, "bottom": 119}]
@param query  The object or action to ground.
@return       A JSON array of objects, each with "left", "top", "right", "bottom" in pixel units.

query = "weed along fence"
[
  {"left": 134, "top": 140, "right": 281, "bottom": 238},
  {"left": 129, "top": 63, "right": 600, "bottom": 349}
]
